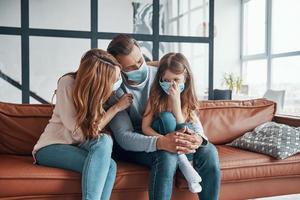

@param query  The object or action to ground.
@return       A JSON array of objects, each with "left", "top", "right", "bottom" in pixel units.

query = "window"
[
  {"left": 0, "top": 0, "right": 21, "bottom": 27},
  {"left": 272, "top": 56, "right": 300, "bottom": 115},
  {"left": 0, "top": 35, "right": 21, "bottom": 103},
  {"left": 272, "top": 0, "right": 300, "bottom": 53},
  {"left": 241, "top": 0, "right": 300, "bottom": 116},
  {"left": 242, "top": 59, "right": 267, "bottom": 97},
  {"left": 29, "top": 37, "right": 90, "bottom": 102},
  {"left": 159, "top": 42, "right": 209, "bottom": 97},
  {"left": 242, "top": 0, "right": 266, "bottom": 56},
  {"left": 98, "top": 0, "right": 153, "bottom": 34},
  {"left": 160, "top": 0, "right": 209, "bottom": 37},
  {"left": 29, "top": 0, "right": 90, "bottom": 31},
  {"left": 0, "top": 0, "right": 214, "bottom": 103}
]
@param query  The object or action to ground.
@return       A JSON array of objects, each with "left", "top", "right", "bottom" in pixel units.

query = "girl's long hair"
[
  {"left": 147, "top": 53, "right": 199, "bottom": 122},
  {"left": 61, "top": 49, "right": 121, "bottom": 139}
]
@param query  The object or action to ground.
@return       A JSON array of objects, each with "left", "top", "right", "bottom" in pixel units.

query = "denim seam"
[
  {"left": 83, "top": 147, "right": 95, "bottom": 200},
  {"left": 158, "top": 117, "right": 166, "bottom": 134},
  {"left": 150, "top": 152, "right": 159, "bottom": 200}
]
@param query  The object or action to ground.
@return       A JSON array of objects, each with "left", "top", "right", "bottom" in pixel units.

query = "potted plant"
[{"left": 222, "top": 73, "right": 243, "bottom": 94}]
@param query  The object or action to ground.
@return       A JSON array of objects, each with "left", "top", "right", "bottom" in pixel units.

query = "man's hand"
[
  {"left": 156, "top": 127, "right": 203, "bottom": 154},
  {"left": 156, "top": 133, "right": 178, "bottom": 153},
  {"left": 181, "top": 127, "right": 203, "bottom": 148}
]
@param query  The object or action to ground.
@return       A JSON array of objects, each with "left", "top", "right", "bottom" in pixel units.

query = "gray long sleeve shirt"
[{"left": 108, "top": 65, "right": 159, "bottom": 152}]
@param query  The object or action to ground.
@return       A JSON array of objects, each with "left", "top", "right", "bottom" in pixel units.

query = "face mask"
[
  {"left": 159, "top": 81, "right": 185, "bottom": 95},
  {"left": 113, "top": 77, "right": 123, "bottom": 91},
  {"left": 123, "top": 61, "right": 148, "bottom": 84}
]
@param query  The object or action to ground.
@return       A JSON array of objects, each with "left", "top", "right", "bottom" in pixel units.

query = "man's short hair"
[{"left": 107, "top": 34, "right": 140, "bottom": 57}]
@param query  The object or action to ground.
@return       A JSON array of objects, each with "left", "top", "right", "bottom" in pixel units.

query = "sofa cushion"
[
  {"left": 229, "top": 122, "right": 300, "bottom": 159},
  {"left": 2, "top": 147, "right": 300, "bottom": 198},
  {"left": 0, "top": 102, "right": 53, "bottom": 155},
  {"left": 176, "top": 145, "right": 300, "bottom": 189},
  {"left": 198, "top": 98, "right": 276, "bottom": 144},
  {"left": 0, "top": 154, "right": 150, "bottom": 198}
]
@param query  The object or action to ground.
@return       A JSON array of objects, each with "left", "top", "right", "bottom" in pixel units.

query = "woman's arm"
[
  {"left": 142, "top": 101, "right": 162, "bottom": 137},
  {"left": 97, "top": 93, "right": 133, "bottom": 132}
]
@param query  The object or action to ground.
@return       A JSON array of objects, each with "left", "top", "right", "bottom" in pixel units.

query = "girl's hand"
[
  {"left": 169, "top": 81, "right": 181, "bottom": 106},
  {"left": 114, "top": 93, "right": 133, "bottom": 112},
  {"left": 169, "top": 81, "right": 185, "bottom": 123}
]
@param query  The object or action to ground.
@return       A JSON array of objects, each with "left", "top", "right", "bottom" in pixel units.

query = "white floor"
[{"left": 253, "top": 194, "right": 300, "bottom": 200}]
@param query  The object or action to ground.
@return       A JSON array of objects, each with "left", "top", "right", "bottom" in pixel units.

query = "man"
[{"left": 107, "top": 34, "right": 220, "bottom": 200}]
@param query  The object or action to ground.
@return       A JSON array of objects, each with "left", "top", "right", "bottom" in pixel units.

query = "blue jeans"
[
  {"left": 113, "top": 112, "right": 221, "bottom": 200},
  {"left": 36, "top": 134, "right": 116, "bottom": 200}
]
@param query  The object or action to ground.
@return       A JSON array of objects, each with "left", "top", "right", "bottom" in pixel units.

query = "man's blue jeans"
[
  {"left": 36, "top": 134, "right": 116, "bottom": 200},
  {"left": 113, "top": 112, "right": 221, "bottom": 200}
]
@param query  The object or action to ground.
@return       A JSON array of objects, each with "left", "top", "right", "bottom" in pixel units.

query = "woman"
[{"left": 32, "top": 49, "right": 133, "bottom": 200}]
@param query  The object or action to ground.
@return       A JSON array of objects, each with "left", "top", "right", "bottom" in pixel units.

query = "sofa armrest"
[{"left": 272, "top": 115, "right": 300, "bottom": 127}]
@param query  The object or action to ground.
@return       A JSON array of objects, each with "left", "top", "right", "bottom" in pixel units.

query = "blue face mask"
[
  {"left": 159, "top": 81, "right": 185, "bottom": 95},
  {"left": 123, "top": 62, "right": 148, "bottom": 84},
  {"left": 113, "top": 77, "right": 123, "bottom": 91}
]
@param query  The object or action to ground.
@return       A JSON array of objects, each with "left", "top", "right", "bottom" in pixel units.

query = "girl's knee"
[
  {"left": 157, "top": 112, "right": 177, "bottom": 134},
  {"left": 158, "top": 112, "right": 176, "bottom": 122}
]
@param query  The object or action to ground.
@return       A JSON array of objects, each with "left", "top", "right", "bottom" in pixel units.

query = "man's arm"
[
  {"left": 107, "top": 90, "right": 158, "bottom": 152},
  {"left": 107, "top": 90, "right": 196, "bottom": 153},
  {"left": 109, "top": 110, "right": 158, "bottom": 152}
]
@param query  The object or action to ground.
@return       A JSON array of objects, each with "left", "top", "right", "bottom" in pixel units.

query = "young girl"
[
  {"left": 32, "top": 49, "right": 133, "bottom": 200},
  {"left": 142, "top": 52, "right": 207, "bottom": 193}
]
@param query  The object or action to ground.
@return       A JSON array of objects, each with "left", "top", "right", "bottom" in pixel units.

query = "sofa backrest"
[
  {"left": 198, "top": 98, "right": 276, "bottom": 144},
  {"left": 0, "top": 102, "right": 53, "bottom": 155},
  {"left": 0, "top": 98, "right": 276, "bottom": 155}
]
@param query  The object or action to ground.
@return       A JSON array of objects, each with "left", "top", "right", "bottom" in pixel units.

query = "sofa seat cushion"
[
  {"left": 0, "top": 155, "right": 150, "bottom": 198},
  {"left": 176, "top": 145, "right": 300, "bottom": 189},
  {"left": 2, "top": 147, "right": 300, "bottom": 197}
]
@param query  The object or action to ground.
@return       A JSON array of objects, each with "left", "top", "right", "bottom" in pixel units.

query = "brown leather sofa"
[{"left": 1, "top": 99, "right": 300, "bottom": 200}]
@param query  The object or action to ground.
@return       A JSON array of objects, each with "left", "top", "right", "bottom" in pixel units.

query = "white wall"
[{"left": 214, "top": 0, "right": 241, "bottom": 89}]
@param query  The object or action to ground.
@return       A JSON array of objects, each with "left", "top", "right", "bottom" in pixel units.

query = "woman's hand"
[
  {"left": 114, "top": 93, "right": 133, "bottom": 112},
  {"left": 95, "top": 93, "right": 133, "bottom": 133}
]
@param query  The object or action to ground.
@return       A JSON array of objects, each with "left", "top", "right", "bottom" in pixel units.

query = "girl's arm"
[
  {"left": 187, "top": 112, "right": 208, "bottom": 146},
  {"left": 172, "top": 103, "right": 185, "bottom": 123},
  {"left": 142, "top": 101, "right": 162, "bottom": 137},
  {"left": 169, "top": 82, "right": 185, "bottom": 123},
  {"left": 97, "top": 94, "right": 133, "bottom": 132}
]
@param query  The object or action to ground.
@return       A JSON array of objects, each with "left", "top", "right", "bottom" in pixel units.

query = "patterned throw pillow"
[{"left": 228, "top": 122, "right": 300, "bottom": 159}]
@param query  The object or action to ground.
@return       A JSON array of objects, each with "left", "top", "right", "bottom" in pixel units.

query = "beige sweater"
[{"left": 32, "top": 75, "right": 85, "bottom": 161}]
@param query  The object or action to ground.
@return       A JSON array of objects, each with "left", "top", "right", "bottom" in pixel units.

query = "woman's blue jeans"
[
  {"left": 35, "top": 134, "right": 116, "bottom": 200},
  {"left": 113, "top": 112, "right": 221, "bottom": 200}
]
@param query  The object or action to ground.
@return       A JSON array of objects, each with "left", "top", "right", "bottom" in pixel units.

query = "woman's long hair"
[
  {"left": 146, "top": 53, "right": 199, "bottom": 122},
  {"left": 61, "top": 49, "right": 121, "bottom": 139}
]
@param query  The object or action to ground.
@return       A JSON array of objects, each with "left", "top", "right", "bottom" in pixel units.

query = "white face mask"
[
  {"left": 113, "top": 77, "right": 123, "bottom": 91},
  {"left": 159, "top": 81, "right": 185, "bottom": 95}
]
